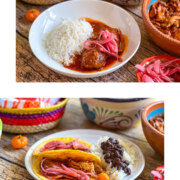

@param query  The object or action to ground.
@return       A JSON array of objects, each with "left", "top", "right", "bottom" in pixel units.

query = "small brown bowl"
[
  {"left": 142, "top": 0, "right": 180, "bottom": 56},
  {"left": 141, "top": 101, "right": 164, "bottom": 156}
]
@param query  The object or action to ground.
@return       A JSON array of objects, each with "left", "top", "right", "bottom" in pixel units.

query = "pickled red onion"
[
  {"left": 84, "top": 30, "right": 122, "bottom": 62},
  {"left": 136, "top": 58, "right": 180, "bottom": 82}
]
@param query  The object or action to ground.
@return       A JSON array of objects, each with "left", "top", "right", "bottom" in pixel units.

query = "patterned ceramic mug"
[{"left": 80, "top": 98, "right": 155, "bottom": 130}]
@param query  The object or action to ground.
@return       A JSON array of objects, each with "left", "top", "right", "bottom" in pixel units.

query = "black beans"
[{"left": 100, "top": 137, "right": 131, "bottom": 175}]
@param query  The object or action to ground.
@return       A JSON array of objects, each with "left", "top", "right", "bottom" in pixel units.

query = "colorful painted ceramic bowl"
[
  {"left": 0, "top": 119, "right": 2, "bottom": 138},
  {"left": 142, "top": 0, "right": 180, "bottom": 56},
  {"left": 141, "top": 101, "right": 164, "bottom": 156},
  {"left": 80, "top": 98, "right": 155, "bottom": 130}
]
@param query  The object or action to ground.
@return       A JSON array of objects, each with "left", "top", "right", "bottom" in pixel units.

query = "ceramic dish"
[
  {"left": 29, "top": 0, "right": 141, "bottom": 78},
  {"left": 142, "top": 0, "right": 180, "bottom": 56},
  {"left": 25, "top": 129, "right": 145, "bottom": 180},
  {"left": 80, "top": 98, "right": 155, "bottom": 130},
  {"left": 136, "top": 55, "right": 180, "bottom": 82},
  {"left": 141, "top": 101, "right": 164, "bottom": 156}
]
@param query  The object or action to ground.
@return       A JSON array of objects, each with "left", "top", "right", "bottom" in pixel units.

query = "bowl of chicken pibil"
[
  {"left": 29, "top": 0, "right": 140, "bottom": 78},
  {"left": 136, "top": 55, "right": 180, "bottom": 82},
  {"left": 142, "top": 0, "right": 180, "bottom": 56}
]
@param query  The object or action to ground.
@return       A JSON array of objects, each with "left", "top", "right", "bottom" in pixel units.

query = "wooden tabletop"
[
  {"left": 16, "top": 0, "right": 168, "bottom": 82},
  {"left": 0, "top": 98, "right": 164, "bottom": 179}
]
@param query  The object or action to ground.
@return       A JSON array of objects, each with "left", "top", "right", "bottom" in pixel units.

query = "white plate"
[
  {"left": 29, "top": 0, "right": 141, "bottom": 78},
  {"left": 25, "top": 129, "right": 145, "bottom": 180}
]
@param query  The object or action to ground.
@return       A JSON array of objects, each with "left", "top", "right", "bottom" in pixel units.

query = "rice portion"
[
  {"left": 44, "top": 19, "right": 93, "bottom": 66},
  {"left": 91, "top": 136, "right": 136, "bottom": 180}
]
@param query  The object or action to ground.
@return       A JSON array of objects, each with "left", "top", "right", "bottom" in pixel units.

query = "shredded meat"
[
  {"left": 149, "top": 0, "right": 180, "bottom": 40},
  {"left": 68, "top": 160, "right": 95, "bottom": 173}
]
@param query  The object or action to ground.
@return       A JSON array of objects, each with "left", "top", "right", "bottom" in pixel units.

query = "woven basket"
[
  {"left": 0, "top": 98, "right": 68, "bottom": 134},
  {"left": 21, "top": 0, "right": 64, "bottom": 5}
]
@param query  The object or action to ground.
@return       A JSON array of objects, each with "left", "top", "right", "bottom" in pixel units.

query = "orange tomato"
[
  {"left": 26, "top": 9, "right": 40, "bottom": 22},
  {"left": 98, "top": 173, "right": 110, "bottom": 180},
  {"left": 11, "top": 135, "right": 28, "bottom": 149}
]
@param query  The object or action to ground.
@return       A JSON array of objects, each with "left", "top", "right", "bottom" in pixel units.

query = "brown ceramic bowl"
[
  {"left": 141, "top": 101, "right": 164, "bottom": 156},
  {"left": 142, "top": 0, "right": 180, "bottom": 56}
]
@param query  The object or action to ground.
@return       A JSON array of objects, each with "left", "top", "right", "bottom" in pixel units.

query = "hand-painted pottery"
[
  {"left": 142, "top": 0, "right": 180, "bottom": 56},
  {"left": 141, "top": 101, "right": 164, "bottom": 156},
  {"left": 80, "top": 98, "right": 155, "bottom": 130}
]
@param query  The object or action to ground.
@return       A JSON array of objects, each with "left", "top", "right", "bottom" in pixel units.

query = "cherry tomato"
[
  {"left": 12, "top": 135, "right": 28, "bottom": 149},
  {"left": 26, "top": 9, "right": 40, "bottom": 22},
  {"left": 98, "top": 172, "right": 110, "bottom": 180}
]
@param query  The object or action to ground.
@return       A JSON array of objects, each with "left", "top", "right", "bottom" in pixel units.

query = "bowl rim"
[
  {"left": 142, "top": 0, "right": 180, "bottom": 45},
  {"left": 93, "top": 98, "right": 148, "bottom": 102},
  {"left": 141, "top": 101, "right": 164, "bottom": 137}
]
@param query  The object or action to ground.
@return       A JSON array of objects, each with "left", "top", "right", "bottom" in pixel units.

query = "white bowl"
[{"left": 29, "top": 0, "right": 141, "bottom": 78}]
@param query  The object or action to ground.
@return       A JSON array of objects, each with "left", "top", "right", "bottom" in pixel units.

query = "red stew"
[{"left": 65, "top": 18, "right": 128, "bottom": 73}]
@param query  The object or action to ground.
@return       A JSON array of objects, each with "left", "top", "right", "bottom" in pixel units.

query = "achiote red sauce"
[{"left": 64, "top": 18, "right": 128, "bottom": 73}]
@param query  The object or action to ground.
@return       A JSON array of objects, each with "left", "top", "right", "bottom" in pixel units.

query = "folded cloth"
[{"left": 0, "top": 98, "right": 60, "bottom": 109}]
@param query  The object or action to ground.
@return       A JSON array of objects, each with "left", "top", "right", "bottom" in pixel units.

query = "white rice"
[
  {"left": 91, "top": 136, "right": 136, "bottom": 180},
  {"left": 43, "top": 19, "right": 93, "bottom": 66}
]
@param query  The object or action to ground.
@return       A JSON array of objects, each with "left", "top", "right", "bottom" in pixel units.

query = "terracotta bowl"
[
  {"left": 142, "top": 0, "right": 180, "bottom": 56},
  {"left": 80, "top": 98, "right": 155, "bottom": 130},
  {"left": 141, "top": 101, "right": 164, "bottom": 156}
]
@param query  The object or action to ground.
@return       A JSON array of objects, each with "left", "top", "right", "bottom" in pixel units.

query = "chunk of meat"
[{"left": 81, "top": 47, "right": 107, "bottom": 69}]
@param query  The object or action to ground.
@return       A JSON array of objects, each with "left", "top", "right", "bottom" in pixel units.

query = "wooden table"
[
  {"left": 0, "top": 98, "right": 163, "bottom": 179},
  {"left": 16, "top": 0, "right": 168, "bottom": 82}
]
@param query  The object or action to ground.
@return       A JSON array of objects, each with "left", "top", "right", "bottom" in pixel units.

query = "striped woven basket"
[
  {"left": 0, "top": 98, "right": 68, "bottom": 134},
  {"left": 21, "top": 0, "right": 64, "bottom": 5}
]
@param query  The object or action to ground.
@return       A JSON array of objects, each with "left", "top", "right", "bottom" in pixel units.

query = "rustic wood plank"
[{"left": 0, "top": 157, "right": 34, "bottom": 180}]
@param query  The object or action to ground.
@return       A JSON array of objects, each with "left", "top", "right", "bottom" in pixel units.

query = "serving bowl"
[
  {"left": 80, "top": 98, "right": 155, "bottom": 130},
  {"left": 0, "top": 98, "right": 68, "bottom": 134},
  {"left": 141, "top": 101, "right": 164, "bottom": 156},
  {"left": 29, "top": 0, "right": 140, "bottom": 78},
  {"left": 142, "top": 0, "right": 180, "bottom": 56}
]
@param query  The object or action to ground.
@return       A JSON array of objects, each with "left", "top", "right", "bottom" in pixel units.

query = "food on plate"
[
  {"left": 149, "top": 113, "right": 164, "bottom": 134},
  {"left": 92, "top": 137, "right": 135, "bottom": 180},
  {"left": 26, "top": 9, "right": 40, "bottom": 22},
  {"left": 44, "top": 18, "right": 127, "bottom": 72},
  {"left": 149, "top": 0, "right": 180, "bottom": 41},
  {"left": 12, "top": 135, "right": 28, "bottom": 149},
  {"left": 136, "top": 55, "right": 180, "bottom": 82},
  {"left": 32, "top": 136, "right": 137, "bottom": 179},
  {"left": 33, "top": 137, "right": 91, "bottom": 156},
  {"left": 151, "top": 165, "right": 164, "bottom": 180},
  {"left": 32, "top": 148, "right": 104, "bottom": 180}
]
